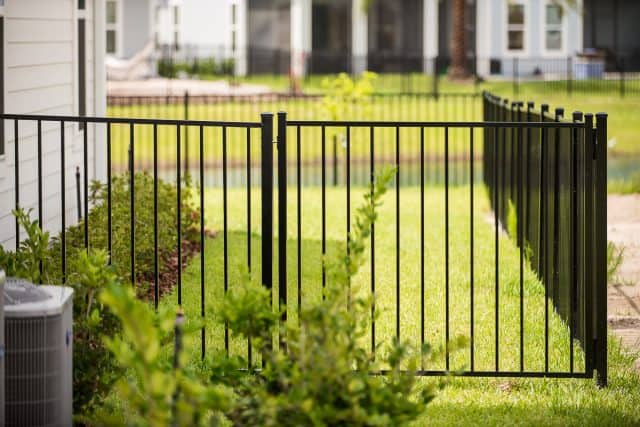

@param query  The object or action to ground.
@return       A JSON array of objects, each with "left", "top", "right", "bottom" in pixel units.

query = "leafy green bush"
[
  {"left": 0, "top": 213, "right": 123, "bottom": 417},
  {"left": 0, "top": 208, "right": 53, "bottom": 284},
  {"left": 49, "top": 172, "right": 199, "bottom": 290},
  {"left": 67, "top": 251, "right": 123, "bottom": 418},
  {"left": 95, "top": 168, "right": 464, "bottom": 426},
  {"left": 0, "top": 172, "right": 200, "bottom": 419}
]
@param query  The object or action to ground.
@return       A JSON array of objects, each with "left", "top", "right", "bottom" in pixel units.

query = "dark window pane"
[
  {"left": 508, "top": 30, "right": 524, "bottom": 50},
  {"left": 508, "top": 4, "right": 524, "bottom": 25},
  {"left": 106, "top": 29, "right": 116, "bottom": 53}
]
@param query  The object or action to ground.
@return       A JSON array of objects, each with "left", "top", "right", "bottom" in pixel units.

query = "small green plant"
[
  {"left": 93, "top": 283, "right": 232, "bottom": 426},
  {"left": 0, "top": 208, "right": 53, "bottom": 284},
  {"left": 607, "top": 241, "right": 625, "bottom": 284},
  {"left": 68, "top": 250, "right": 124, "bottom": 418},
  {"left": 218, "top": 167, "right": 465, "bottom": 426},
  {"left": 505, "top": 199, "right": 533, "bottom": 261},
  {"left": 96, "top": 168, "right": 464, "bottom": 426},
  {"left": 608, "top": 171, "right": 640, "bottom": 194},
  {"left": 321, "top": 72, "right": 377, "bottom": 122}
]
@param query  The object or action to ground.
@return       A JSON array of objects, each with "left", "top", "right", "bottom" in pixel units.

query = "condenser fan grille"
[{"left": 5, "top": 315, "right": 64, "bottom": 427}]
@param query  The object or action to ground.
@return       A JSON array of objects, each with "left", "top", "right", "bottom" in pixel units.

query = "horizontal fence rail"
[
  {"left": 1, "top": 92, "right": 607, "bottom": 384},
  {"left": 107, "top": 93, "right": 481, "bottom": 187}
]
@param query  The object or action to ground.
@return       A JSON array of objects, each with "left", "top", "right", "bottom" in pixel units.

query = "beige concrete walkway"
[
  {"left": 607, "top": 194, "right": 640, "bottom": 361},
  {"left": 107, "top": 78, "right": 271, "bottom": 97}
]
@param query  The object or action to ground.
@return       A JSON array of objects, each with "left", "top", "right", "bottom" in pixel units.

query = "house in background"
[
  {"left": 475, "top": 0, "right": 583, "bottom": 78},
  {"left": 0, "top": 0, "right": 106, "bottom": 249},
  {"left": 111, "top": 0, "right": 640, "bottom": 78}
]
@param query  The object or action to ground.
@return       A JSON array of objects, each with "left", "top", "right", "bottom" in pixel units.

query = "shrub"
[
  {"left": 0, "top": 208, "right": 53, "bottom": 284},
  {"left": 49, "top": 172, "right": 200, "bottom": 293},
  {"left": 94, "top": 168, "right": 464, "bottom": 426},
  {"left": 0, "top": 172, "right": 200, "bottom": 419}
]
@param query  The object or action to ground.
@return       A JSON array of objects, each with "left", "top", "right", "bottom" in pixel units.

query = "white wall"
[{"left": 0, "top": 0, "right": 103, "bottom": 249}]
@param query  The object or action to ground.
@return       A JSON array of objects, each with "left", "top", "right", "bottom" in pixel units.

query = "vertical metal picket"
[
  {"left": 595, "top": 113, "right": 608, "bottom": 387},
  {"left": 277, "top": 112, "right": 288, "bottom": 349},
  {"left": 261, "top": 112, "right": 274, "bottom": 358}
]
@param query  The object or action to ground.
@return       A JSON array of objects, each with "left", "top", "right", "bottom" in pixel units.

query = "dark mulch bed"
[{"left": 137, "top": 229, "right": 218, "bottom": 302}]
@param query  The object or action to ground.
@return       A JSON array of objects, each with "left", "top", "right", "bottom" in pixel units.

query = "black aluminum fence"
[
  {"left": 482, "top": 92, "right": 608, "bottom": 386},
  {"left": 107, "top": 92, "right": 481, "bottom": 186},
  {"left": 1, "top": 93, "right": 607, "bottom": 384},
  {"left": 156, "top": 43, "right": 638, "bottom": 97}
]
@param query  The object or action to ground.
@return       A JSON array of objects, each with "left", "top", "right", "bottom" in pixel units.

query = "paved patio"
[{"left": 107, "top": 78, "right": 272, "bottom": 97}]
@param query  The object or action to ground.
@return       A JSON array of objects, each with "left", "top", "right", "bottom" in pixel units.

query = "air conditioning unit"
[{"left": 4, "top": 278, "right": 73, "bottom": 427}]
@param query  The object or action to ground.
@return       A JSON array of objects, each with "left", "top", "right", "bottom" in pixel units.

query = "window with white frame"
[
  {"left": 231, "top": 2, "right": 237, "bottom": 53},
  {"left": 173, "top": 5, "right": 180, "bottom": 50},
  {"left": 106, "top": 0, "right": 118, "bottom": 54},
  {"left": 507, "top": 2, "right": 525, "bottom": 51},
  {"left": 544, "top": 2, "right": 563, "bottom": 52}
]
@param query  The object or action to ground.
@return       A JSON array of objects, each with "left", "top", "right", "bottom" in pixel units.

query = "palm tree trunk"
[{"left": 448, "top": 0, "right": 471, "bottom": 79}]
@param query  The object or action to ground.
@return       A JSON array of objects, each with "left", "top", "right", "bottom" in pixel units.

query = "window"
[
  {"left": 507, "top": 3, "right": 525, "bottom": 51},
  {"left": 545, "top": 2, "right": 563, "bottom": 51},
  {"left": 106, "top": 0, "right": 118, "bottom": 55}
]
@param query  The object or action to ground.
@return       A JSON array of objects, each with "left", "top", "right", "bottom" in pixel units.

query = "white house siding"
[
  {"left": 0, "top": 0, "right": 104, "bottom": 250},
  {"left": 476, "top": 0, "right": 582, "bottom": 78},
  {"left": 122, "top": 0, "right": 153, "bottom": 58},
  {"left": 179, "top": 0, "right": 234, "bottom": 57}
]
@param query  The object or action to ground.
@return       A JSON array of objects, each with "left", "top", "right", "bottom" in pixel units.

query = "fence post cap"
[
  {"left": 527, "top": 101, "right": 534, "bottom": 109},
  {"left": 555, "top": 107, "right": 565, "bottom": 117},
  {"left": 595, "top": 113, "right": 608, "bottom": 119},
  {"left": 541, "top": 104, "right": 549, "bottom": 111},
  {"left": 260, "top": 112, "right": 274, "bottom": 118},
  {"left": 572, "top": 111, "right": 583, "bottom": 121}
]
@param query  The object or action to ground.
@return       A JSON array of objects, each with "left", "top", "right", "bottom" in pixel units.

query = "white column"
[
  {"left": 352, "top": 0, "right": 368, "bottom": 74},
  {"left": 423, "top": 0, "right": 439, "bottom": 74},
  {"left": 93, "top": 0, "right": 107, "bottom": 183},
  {"left": 291, "top": 0, "right": 312, "bottom": 77},
  {"left": 235, "top": 0, "right": 248, "bottom": 76},
  {"left": 475, "top": 0, "right": 492, "bottom": 76}
]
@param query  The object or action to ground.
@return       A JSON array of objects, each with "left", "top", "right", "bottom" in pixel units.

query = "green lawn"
[
  {"left": 155, "top": 185, "right": 640, "bottom": 426},
  {"left": 107, "top": 95, "right": 482, "bottom": 171}
]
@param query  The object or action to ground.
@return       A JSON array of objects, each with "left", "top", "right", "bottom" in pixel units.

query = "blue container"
[{"left": 574, "top": 61, "right": 605, "bottom": 80}]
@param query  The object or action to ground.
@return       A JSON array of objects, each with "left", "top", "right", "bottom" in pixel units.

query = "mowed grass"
[
  {"left": 169, "top": 185, "right": 580, "bottom": 371},
  {"left": 157, "top": 185, "right": 640, "bottom": 426}
]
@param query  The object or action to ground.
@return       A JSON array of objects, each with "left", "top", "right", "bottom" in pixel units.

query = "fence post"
[
  {"left": 595, "top": 113, "right": 608, "bottom": 387},
  {"left": 583, "top": 113, "right": 595, "bottom": 375},
  {"left": 433, "top": 57, "right": 440, "bottom": 100},
  {"left": 276, "top": 111, "right": 287, "bottom": 350},
  {"left": 567, "top": 56, "right": 573, "bottom": 96},
  {"left": 513, "top": 57, "right": 519, "bottom": 98},
  {"left": 184, "top": 91, "right": 190, "bottom": 175},
  {"left": 332, "top": 135, "right": 338, "bottom": 186},
  {"left": 261, "top": 112, "right": 274, "bottom": 294},
  {"left": 619, "top": 58, "right": 625, "bottom": 98}
]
